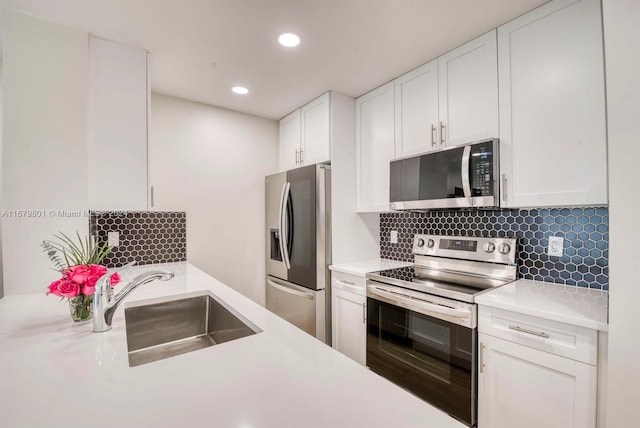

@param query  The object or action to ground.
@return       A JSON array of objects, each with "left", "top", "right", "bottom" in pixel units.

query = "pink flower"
[
  {"left": 46, "top": 279, "right": 80, "bottom": 298},
  {"left": 82, "top": 282, "right": 96, "bottom": 296},
  {"left": 109, "top": 272, "right": 121, "bottom": 286},
  {"left": 83, "top": 266, "right": 120, "bottom": 296},
  {"left": 65, "top": 265, "right": 90, "bottom": 285},
  {"left": 88, "top": 264, "right": 108, "bottom": 277},
  {"left": 47, "top": 264, "right": 119, "bottom": 297}
]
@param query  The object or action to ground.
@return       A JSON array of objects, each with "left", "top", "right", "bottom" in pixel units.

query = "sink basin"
[{"left": 124, "top": 291, "right": 261, "bottom": 367}]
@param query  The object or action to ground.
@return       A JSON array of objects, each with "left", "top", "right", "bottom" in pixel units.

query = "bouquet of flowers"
[{"left": 42, "top": 232, "right": 121, "bottom": 322}]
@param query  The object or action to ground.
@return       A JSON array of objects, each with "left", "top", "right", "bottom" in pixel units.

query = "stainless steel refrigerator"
[{"left": 265, "top": 163, "right": 331, "bottom": 344}]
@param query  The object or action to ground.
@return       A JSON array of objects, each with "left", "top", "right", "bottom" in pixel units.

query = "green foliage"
[{"left": 41, "top": 231, "right": 113, "bottom": 270}]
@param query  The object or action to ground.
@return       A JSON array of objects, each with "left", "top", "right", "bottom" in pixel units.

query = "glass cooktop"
[{"left": 366, "top": 266, "right": 487, "bottom": 303}]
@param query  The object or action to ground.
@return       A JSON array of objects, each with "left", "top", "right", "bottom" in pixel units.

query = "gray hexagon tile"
[
  {"left": 380, "top": 207, "right": 608, "bottom": 290},
  {"left": 90, "top": 211, "right": 186, "bottom": 268}
]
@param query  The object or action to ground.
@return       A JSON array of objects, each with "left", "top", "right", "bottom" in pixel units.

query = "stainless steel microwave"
[{"left": 389, "top": 138, "right": 500, "bottom": 211}]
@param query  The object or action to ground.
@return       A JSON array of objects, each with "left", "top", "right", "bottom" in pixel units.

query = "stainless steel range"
[{"left": 366, "top": 234, "right": 518, "bottom": 427}]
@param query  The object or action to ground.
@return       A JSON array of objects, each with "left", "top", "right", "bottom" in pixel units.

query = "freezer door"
[
  {"left": 265, "top": 172, "right": 287, "bottom": 280},
  {"left": 266, "top": 275, "right": 326, "bottom": 343}
]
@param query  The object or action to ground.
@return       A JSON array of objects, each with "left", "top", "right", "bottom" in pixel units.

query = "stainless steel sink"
[{"left": 124, "top": 291, "right": 261, "bottom": 367}]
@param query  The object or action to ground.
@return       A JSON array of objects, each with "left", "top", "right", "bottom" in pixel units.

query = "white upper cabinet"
[
  {"left": 394, "top": 59, "right": 439, "bottom": 157},
  {"left": 300, "top": 92, "right": 331, "bottom": 166},
  {"left": 279, "top": 93, "right": 330, "bottom": 171},
  {"left": 356, "top": 82, "right": 395, "bottom": 212},
  {"left": 279, "top": 109, "right": 301, "bottom": 171},
  {"left": 87, "top": 37, "right": 148, "bottom": 210},
  {"left": 438, "top": 30, "right": 498, "bottom": 147},
  {"left": 498, "top": 0, "right": 607, "bottom": 208},
  {"left": 394, "top": 30, "right": 498, "bottom": 158}
]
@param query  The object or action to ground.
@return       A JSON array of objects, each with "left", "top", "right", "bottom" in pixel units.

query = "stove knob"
[
  {"left": 416, "top": 238, "right": 425, "bottom": 247},
  {"left": 426, "top": 239, "right": 435, "bottom": 248},
  {"left": 497, "top": 243, "right": 511, "bottom": 254},
  {"left": 483, "top": 242, "right": 496, "bottom": 253}
]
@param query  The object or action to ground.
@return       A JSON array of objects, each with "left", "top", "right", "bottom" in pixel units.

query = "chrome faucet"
[{"left": 92, "top": 263, "right": 175, "bottom": 333}]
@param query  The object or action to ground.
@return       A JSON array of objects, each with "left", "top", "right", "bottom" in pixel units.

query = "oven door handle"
[{"left": 370, "top": 286, "right": 471, "bottom": 319}]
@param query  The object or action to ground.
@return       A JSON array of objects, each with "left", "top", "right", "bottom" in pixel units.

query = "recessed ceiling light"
[
  {"left": 278, "top": 33, "right": 300, "bottom": 48},
  {"left": 232, "top": 86, "right": 249, "bottom": 95}
]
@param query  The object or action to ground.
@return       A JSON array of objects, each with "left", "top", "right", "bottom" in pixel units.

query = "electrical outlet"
[
  {"left": 548, "top": 236, "right": 564, "bottom": 257},
  {"left": 108, "top": 231, "right": 119, "bottom": 247},
  {"left": 390, "top": 230, "right": 398, "bottom": 244}
]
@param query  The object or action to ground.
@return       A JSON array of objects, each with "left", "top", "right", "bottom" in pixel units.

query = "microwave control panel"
[{"left": 470, "top": 143, "right": 495, "bottom": 197}]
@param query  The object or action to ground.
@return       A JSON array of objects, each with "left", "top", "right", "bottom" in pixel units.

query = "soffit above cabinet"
[{"left": 1, "top": 0, "right": 549, "bottom": 119}]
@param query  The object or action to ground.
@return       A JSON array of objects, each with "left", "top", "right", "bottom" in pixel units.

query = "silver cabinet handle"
[
  {"left": 150, "top": 186, "right": 155, "bottom": 208},
  {"left": 295, "top": 149, "right": 300, "bottom": 165},
  {"left": 431, "top": 124, "right": 437, "bottom": 146},
  {"left": 508, "top": 325, "right": 550, "bottom": 339},
  {"left": 502, "top": 174, "right": 508, "bottom": 201},
  {"left": 479, "top": 342, "right": 485, "bottom": 373},
  {"left": 267, "top": 279, "right": 314, "bottom": 300},
  {"left": 336, "top": 280, "right": 356, "bottom": 286},
  {"left": 362, "top": 302, "right": 366, "bottom": 324},
  {"left": 440, "top": 121, "right": 446, "bottom": 145},
  {"left": 299, "top": 148, "right": 304, "bottom": 164}
]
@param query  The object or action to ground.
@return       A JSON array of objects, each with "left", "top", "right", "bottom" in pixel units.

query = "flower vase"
[{"left": 68, "top": 295, "right": 93, "bottom": 322}]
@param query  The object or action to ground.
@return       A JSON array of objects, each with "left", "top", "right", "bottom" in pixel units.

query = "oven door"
[{"left": 366, "top": 294, "right": 477, "bottom": 426}]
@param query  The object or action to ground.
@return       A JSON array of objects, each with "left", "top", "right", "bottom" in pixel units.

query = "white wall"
[
  {"left": 149, "top": 93, "right": 278, "bottom": 305},
  {"left": 1, "top": 11, "right": 89, "bottom": 295},
  {"left": 602, "top": 0, "right": 640, "bottom": 426},
  {"left": 0, "top": 59, "right": 4, "bottom": 299}
]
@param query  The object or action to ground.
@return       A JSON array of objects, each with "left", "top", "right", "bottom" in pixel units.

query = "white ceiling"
[{"left": 1, "top": 0, "right": 549, "bottom": 120}]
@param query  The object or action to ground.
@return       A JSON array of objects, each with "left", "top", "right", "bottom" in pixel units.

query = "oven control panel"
[{"left": 413, "top": 234, "right": 517, "bottom": 265}]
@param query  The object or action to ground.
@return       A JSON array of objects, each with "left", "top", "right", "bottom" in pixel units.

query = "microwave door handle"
[
  {"left": 461, "top": 145, "right": 472, "bottom": 198},
  {"left": 279, "top": 182, "right": 291, "bottom": 270}
]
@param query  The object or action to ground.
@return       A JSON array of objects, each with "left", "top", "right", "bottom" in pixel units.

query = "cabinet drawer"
[
  {"left": 479, "top": 306, "right": 597, "bottom": 365},
  {"left": 331, "top": 272, "right": 366, "bottom": 296}
]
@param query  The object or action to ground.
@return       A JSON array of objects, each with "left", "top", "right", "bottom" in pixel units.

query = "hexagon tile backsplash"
[
  {"left": 380, "top": 207, "right": 609, "bottom": 290},
  {"left": 90, "top": 211, "right": 187, "bottom": 268}
]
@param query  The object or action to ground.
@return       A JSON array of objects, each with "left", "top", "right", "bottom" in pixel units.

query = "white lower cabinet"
[
  {"left": 331, "top": 272, "right": 367, "bottom": 365},
  {"left": 478, "top": 307, "right": 597, "bottom": 428}
]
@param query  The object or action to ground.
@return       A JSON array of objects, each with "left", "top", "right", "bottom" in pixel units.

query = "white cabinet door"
[
  {"left": 498, "top": 0, "right": 607, "bottom": 207},
  {"left": 438, "top": 30, "right": 498, "bottom": 147},
  {"left": 394, "top": 59, "right": 439, "bottom": 157},
  {"left": 87, "top": 37, "right": 148, "bottom": 210},
  {"left": 301, "top": 92, "right": 330, "bottom": 166},
  {"left": 356, "top": 82, "right": 395, "bottom": 212},
  {"left": 279, "top": 109, "right": 301, "bottom": 171},
  {"left": 332, "top": 287, "right": 366, "bottom": 365},
  {"left": 478, "top": 333, "right": 597, "bottom": 428}
]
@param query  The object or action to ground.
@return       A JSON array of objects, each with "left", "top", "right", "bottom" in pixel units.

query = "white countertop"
[
  {"left": 0, "top": 262, "right": 464, "bottom": 428},
  {"left": 475, "top": 279, "right": 609, "bottom": 331},
  {"left": 329, "top": 259, "right": 413, "bottom": 277}
]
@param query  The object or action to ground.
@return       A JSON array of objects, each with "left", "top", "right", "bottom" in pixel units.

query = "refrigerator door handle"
[
  {"left": 279, "top": 182, "right": 291, "bottom": 270},
  {"left": 267, "top": 278, "right": 314, "bottom": 300}
]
